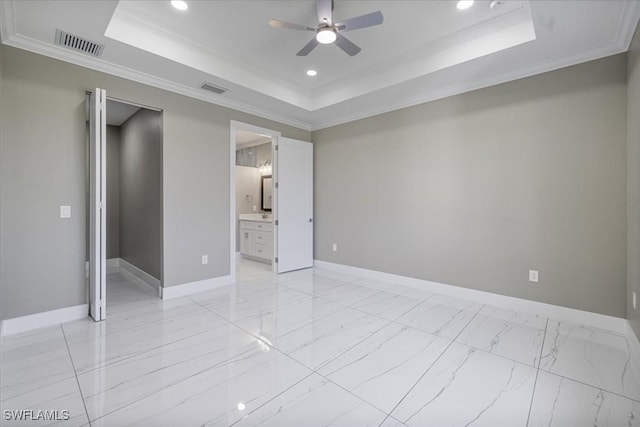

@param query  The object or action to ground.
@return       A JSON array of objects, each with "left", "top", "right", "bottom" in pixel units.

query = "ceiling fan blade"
[
  {"left": 335, "top": 11, "right": 383, "bottom": 32},
  {"left": 334, "top": 33, "right": 361, "bottom": 56},
  {"left": 316, "top": 0, "right": 333, "bottom": 25},
  {"left": 269, "top": 19, "right": 312, "bottom": 31},
  {"left": 297, "top": 38, "right": 319, "bottom": 56}
]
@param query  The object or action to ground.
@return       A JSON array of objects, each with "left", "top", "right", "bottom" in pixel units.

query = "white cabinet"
[{"left": 239, "top": 220, "right": 273, "bottom": 262}]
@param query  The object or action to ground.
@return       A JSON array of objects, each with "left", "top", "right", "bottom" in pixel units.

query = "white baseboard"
[
  {"left": 85, "top": 258, "right": 121, "bottom": 277},
  {"left": 119, "top": 258, "right": 161, "bottom": 290},
  {"left": 1, "top": 304, "right": 88, "bottom": 336},
  {"left": 313, "top": 260, "right": 629, "bottom": 335},
  {"left": 161, "top": 275, "right": 233, "bottom": 299}
]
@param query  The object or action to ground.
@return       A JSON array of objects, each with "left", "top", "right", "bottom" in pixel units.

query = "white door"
[
  {"left": 276, "top": 138, "right": 313, "bottom": 273},
  {"left": 89, "top": 88, "right": 107, "bottom": 321}
]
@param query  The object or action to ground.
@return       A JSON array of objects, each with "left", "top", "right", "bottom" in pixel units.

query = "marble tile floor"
[{"left": 1, "top": 259, "right": 639, "bottom": 426}]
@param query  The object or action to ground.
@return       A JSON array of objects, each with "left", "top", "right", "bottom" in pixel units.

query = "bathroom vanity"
[{"left": 239, "top": 214, "right": 273, "bottom": 263}]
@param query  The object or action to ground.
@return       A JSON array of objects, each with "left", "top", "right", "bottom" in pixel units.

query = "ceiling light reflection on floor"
[
  {"left": 456, "top": 0, "right": 474, "bottom": 10},
  {"left": 171, "top": 1, "right": 188, "bottom": 11}
]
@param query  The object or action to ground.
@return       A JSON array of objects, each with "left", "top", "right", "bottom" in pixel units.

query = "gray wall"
[
  {"left": 628, "top": 25, "right": 640, "bottom": 339},
  {"left": 312, "top": 54, "right": 628, "bottom": 318},
  {"left": 107, "top": 125, "right": 121, "bottom": 259},
  {"left": 0, "top": 45, "right": 309, "bottom": 320},
  {"left": 119, "top": 109, "right": 162, "bottom": 280}
]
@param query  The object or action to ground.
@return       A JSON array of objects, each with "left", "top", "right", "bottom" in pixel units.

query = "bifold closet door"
[{"left": 89, "top": 88, "right": 106, "bottom": 321}]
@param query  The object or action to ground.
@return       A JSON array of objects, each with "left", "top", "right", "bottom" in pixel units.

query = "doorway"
[
  {"left": 230, "top": 121, "right": 314, "bottom": 281},
  {"left": 233, "top": 127, "right": 275, "bottom": 281},
  {"left": 86, "top": 89, "right": 163, "bottom": 321}
]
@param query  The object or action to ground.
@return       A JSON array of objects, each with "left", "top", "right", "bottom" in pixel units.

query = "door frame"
[
  {"left": 87, "top": 90, "right": 165, "bottom": 321},
  {"left": 229, "top": 120, "right": 281, "bottom": 281}
]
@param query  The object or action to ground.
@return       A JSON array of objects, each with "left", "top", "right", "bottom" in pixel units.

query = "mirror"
[{"left": 261, "top": 175, "right": 272, "bottom": 211}]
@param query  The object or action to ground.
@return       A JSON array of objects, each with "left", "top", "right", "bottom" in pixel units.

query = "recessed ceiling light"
[
  {"left": 171, "top": 0, "right": 188, "bottom": 11},
  {"left": 306, "top": 69, "right": 318, "bottom": 77},
  {"left": 456, "top": 0, "right": 474, "bottom": 10},
  {"left": 316, "top": 29, "right": 337, "bottom": 44},
  {"left": 237, "top": 402, "right": 246, "bottom": 411}
]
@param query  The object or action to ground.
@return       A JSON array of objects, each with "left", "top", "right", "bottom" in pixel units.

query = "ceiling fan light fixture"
[
  {"left": 456, "top": 0, "right": 474, "bottom": 10},
  {"left": 316, "top": 28, "right": 337, "bottom": 44},
  {"left": 171, "top": 0, "right": 188, "bottom": 11}
]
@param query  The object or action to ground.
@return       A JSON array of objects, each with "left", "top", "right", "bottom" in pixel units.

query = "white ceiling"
[
  {"left": 1, "top": 1, "right": 639, "bottom": 131},
  {"left": 236, "top": 130, "right": 272, "bottom": 150},
  {"left": 106, "top": 99, "right": 140, "bottom": 126}
]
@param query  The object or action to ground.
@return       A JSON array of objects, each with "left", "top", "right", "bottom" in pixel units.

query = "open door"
[
  {"left": 89, "top": 88, "right": 106, "bottom": 321},
  {"left": 276, "top": 138, "right": 313, "bottom": 273}
]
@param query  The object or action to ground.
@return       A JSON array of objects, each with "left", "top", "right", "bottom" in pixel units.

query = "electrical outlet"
[
  {"left": 528, "top": 270, "right": 539, "bottom": 283},
  {"left": 332, "top": 243, "right": 337, "bottom": 252},
  {"left": 202, "top": 255, "right": 208, "bottom": 265},
  {"left": 633, "top": 291, "right": 637, "bottom": 310},
  {"left": 60, "top": 205, "right": 71, "bottom": 218}
]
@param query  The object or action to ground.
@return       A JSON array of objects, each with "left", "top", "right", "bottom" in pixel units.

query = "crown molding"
[
  {"left": 309, "top": 3, "right": 640, "bottom": 131},
  {"left": 1, "top": 32, "right": 312, "bottom": 131},
  {"left": 309, "top": 40, "right": 630, "bottom": 131},
  {"left": 3, "top": 0, "right": 638, "bottom": 133},
  {"left": 0, "top": 0, "right": 312, "bottom": 131}
]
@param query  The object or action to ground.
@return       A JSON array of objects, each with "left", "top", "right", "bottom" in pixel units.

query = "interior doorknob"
[{"left": 309, "top": 218, "right": 313, "bottom": 222}]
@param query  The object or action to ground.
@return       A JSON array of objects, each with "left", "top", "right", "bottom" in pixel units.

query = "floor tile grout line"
[
  {"left": 190, "top": 284, "right": 401, "bottom": 347},
  {"left": 205, "top": 309, "right": 400, "bottom": 422},
  {"left": 531, "top": 320, "right": 640, "bottom": 403},
  {"left": 186, "top": 294, "right": 345, "bottom": 343},
  {"left": 541, "top": 368, "right": 640, "bottom": 404},
  {"left": 190, "top": 293, "right": 397, "bottom": 376},
  {"left": 537, "top": 318, "right": 550, "bottom": 371},
  {"left": 69, "top": 323, "right": 223, "bottom": 378},
  {"left": 376, "top": 304, "right": 486, "bottom": 427},
  {"left": 188, "top": 297, "right": 375, "bottom": 426},
  {"left": 447, "top": 338, "right": 546, "bottom": 371},
  {"left": 191, "top": 292, "right": 404, "bottom": 421},
  {"left": 83, "top": 294, "right": 300, "bottom": 426},
  {"left": 194, "top": 288, "right": 422, "bottom": 421},
  {"left": 525, "top": 317, "right": 549, "bottom": 427},
  {"left": 443, "top": 305, "right": 549, "bottom": 370},
  {"left": 87, "top": 348, "right": 273, "bottom": 425},
  {"left": 60, "top": 324, "right": 93, "bottom": 427},
  {"left": 321, "top": 292, "right": 435, "bottom": 326},
  {"left": 64, "top": 302, "right": 213, "bottom": 349}
]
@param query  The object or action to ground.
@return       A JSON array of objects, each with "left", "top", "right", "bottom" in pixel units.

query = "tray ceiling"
[{"left": 1, "top": 1, "right": 639, "bottom": 130}]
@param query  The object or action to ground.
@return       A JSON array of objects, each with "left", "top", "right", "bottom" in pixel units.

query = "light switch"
[{"left": 60, "top": 205, "right": 71, "bottom": 218}]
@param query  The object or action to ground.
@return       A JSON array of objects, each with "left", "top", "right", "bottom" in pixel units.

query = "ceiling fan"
[{"left": 269, "top": 0, "right": 384, "bottom": 57}]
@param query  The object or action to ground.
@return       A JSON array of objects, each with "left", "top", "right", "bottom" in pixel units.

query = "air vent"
[
  {"left": 200, "top": 82, "right": 228, "bottom": 95},
  {"left": 55, "top": 29, "right": 104, "bottom": 57}
]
